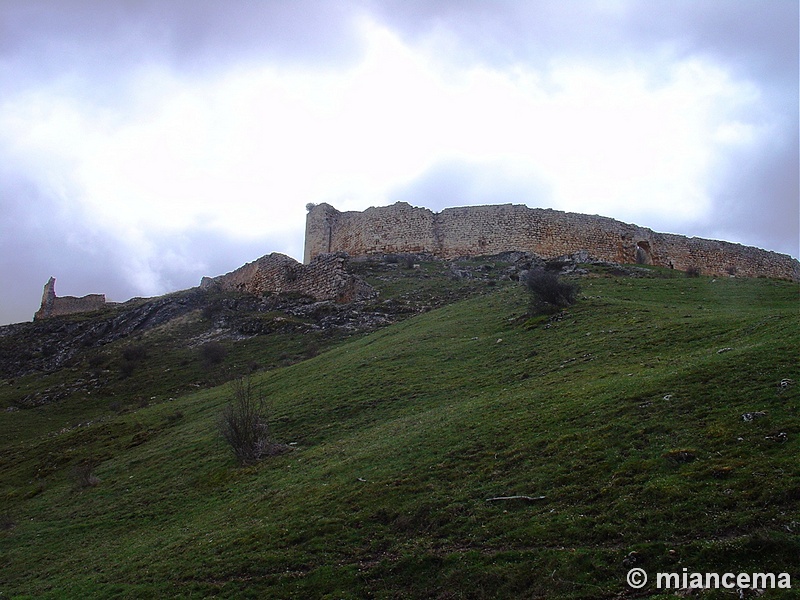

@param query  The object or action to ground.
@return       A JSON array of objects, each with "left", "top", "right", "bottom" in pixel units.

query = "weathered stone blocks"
[
  {"left": 200, "top": 252, "right": 376, "bottom": 302},
  {"left": 305, "top": 202, "right": 800, "bottom": 281}
]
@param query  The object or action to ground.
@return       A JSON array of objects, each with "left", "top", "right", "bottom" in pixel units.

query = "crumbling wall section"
[
  {"left": 304, "top": 202, "right": 799, "bottom": 281},
  {"left": 34, "top": 277, "right": 107, "bottom": 320},
  {"left": 201, "top": 252, "right": 375, "bottom": 303}
]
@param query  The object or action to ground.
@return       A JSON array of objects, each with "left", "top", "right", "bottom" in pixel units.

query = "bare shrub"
[
  {"left": 72, "top": 460, "right": 100, "bottom": 489},
  {"left": 685, "top": 266, "right": 701, "bottom": 278},
  {"left": 524, "top": 269, "right": 580, "bottom": 313},
  {"left": 219, "top": 378, "right": 283, "bottom": 465}
]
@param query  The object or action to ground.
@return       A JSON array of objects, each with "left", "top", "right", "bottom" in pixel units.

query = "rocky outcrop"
[
  {"left": 200, "top": 252, "right": 376, "bottom": 303},
  {"left": 34, "top": 277, "right": 107, "bottom": 321}
]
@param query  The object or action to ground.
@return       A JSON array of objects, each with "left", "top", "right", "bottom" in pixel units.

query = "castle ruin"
[
  {"left": 34, "top": 277, "right": 107, "bottom": 320},
  {"left": 31, "top": 202, "right": 799, "bottom": 321},
  {"left": 200, "top": 252, "right": 375, "bottom": 302},
  {"left": 305, "top": 202, "right": 800, "bottom": 281}
]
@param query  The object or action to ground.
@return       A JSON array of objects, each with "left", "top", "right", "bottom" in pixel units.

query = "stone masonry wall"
[
  {"left": 304, "top": 202, "right": 437, "bottom": 262},
  {"left": 305, "top": 202, "right": 800, "bottom": 281},
  {"left": 34, "top": 277, "right": 107, "bottom": 320},
  {"left": 200, "top": 252, "right": 375, "bottom": 303}
]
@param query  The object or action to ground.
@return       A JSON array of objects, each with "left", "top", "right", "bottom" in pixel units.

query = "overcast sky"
[{"left": 1, "top": 0, "right": 797, "bottom": 324}]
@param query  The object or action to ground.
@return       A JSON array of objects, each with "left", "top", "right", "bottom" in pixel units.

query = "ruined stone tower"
[{"left": 33, "top": 277, "right": 107, "bottom": 320}]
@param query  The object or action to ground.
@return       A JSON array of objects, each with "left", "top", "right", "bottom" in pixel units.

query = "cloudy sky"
[{"left": 1, "top": 0, "right": 797, "bottom": 324}]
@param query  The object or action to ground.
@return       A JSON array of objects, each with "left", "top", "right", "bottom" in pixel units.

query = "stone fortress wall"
[
  {"left": 305, "top": 202, "right": 800, "bottom": 281},
  {"left": 34, "top": 277, "right": 107, "bottom": 320}
]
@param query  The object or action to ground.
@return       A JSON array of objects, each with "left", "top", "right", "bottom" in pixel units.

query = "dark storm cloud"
[
  {"left": 3, "top": 0, "right": 795, "bottom": 116},
  {"left": 370, "top": 0, "right": 797, "bottom": 79},
  {"left": 621, "top": 0, "right": 798, "bottom": 84},
  {"left": 0, "top": 0, "right": 365, "bottom": 96}
]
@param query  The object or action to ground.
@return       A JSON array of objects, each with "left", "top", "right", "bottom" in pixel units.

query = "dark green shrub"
[
  {"left": 524, "top": 269, "right": 580, "bottom": 313},
  {"left": 122, "top": 345, "right": 148, "bottom": 362},
  {"left": 0, "top": 514, "right": 15, "bottom": 531},
  {"left": 165, "top": 411, "right": 184, "bottom": 425},
  {"left": 119, "top": 360, "right": 136, "bottom": 378},
  {"left": 200, "top": 341, "right": 228, "bottom": 366},
  {"left": 87, "top": 353, "right": 107, "bottom": 368},
  {"left": 663, "top": 449, "right": 697, "bottom": 464}
]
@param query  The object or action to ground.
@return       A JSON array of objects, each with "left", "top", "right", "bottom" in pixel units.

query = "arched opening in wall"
[{"left": 635, "top": 241, "right": 653, "bottom": 265}]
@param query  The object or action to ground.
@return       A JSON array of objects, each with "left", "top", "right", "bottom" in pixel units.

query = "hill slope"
[{"left": 1, "top": 263, "right": 798, "bottom": 598}]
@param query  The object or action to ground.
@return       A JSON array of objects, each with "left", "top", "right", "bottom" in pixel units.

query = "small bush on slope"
[
  {"left": 524, "top": 268, "right": 580, "bottom": 312},
  {"left": 219, "top": 377, "right": 283, "bottom": 465}
]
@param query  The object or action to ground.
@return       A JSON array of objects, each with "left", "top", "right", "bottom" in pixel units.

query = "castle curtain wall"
[{"left": 305, "top": 202, "right": 800, "bottom": 281}]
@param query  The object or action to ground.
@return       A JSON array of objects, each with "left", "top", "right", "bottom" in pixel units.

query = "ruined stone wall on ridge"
[
  {"left": 34, "top": 277, "right": 107, "bottom": 320},
  {"left": 305, "top": 202, "right": 800, "bottom": 281},
  {"left": 304, "top": 202, "right": 437, "bottom": 262},
  {"left": 433, "top": 204, "right": 640, "bottom": 262},
  {"left": 201, "top": 252, "right": 375, "bottom": 303}
]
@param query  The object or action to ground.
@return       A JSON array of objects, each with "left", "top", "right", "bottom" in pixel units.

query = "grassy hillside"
[{"left": 1, "top": 265, "right": 798, "bottom": 598}]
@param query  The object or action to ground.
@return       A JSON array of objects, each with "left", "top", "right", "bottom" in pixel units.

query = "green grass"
[{"left": 1, "top": 269, "right": 798, "bottom": 598}]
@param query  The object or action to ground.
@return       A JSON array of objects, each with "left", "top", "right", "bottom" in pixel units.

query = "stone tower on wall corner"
[{"left": 304, "top": 202, "right": 339, "bottom": 263}]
